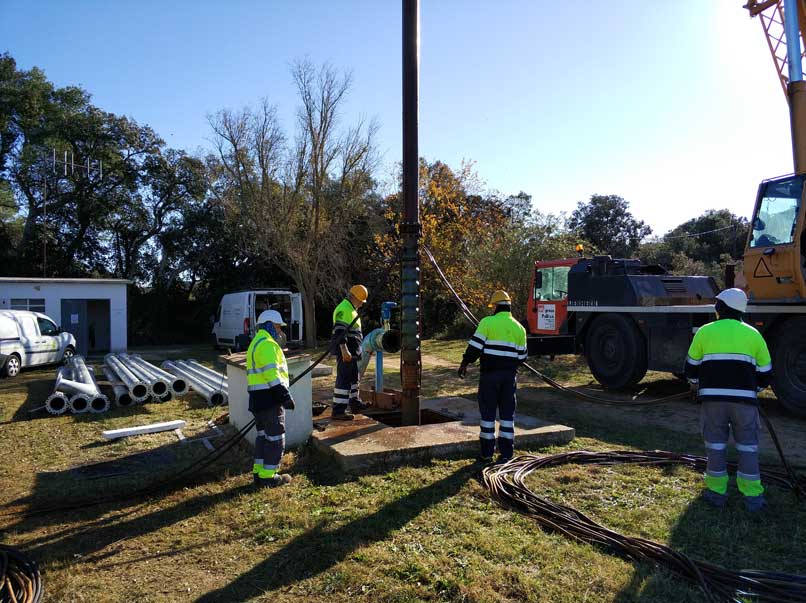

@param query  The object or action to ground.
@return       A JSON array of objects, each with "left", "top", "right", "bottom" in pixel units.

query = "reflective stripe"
[
  {"left": 737, "top": 471, "right": 761, "bottom": 481},
  {"left": 686, "top": 356, "right": 702, "bottom": 366},
  {"left": 468, "top": 339, "right": 483, "bottom": 350},
  {"left": 265, "top": 434, "right": 285, "bottom": 442},
  {"left": 706, "top": 469, "right": 728, "bottom": 477},
  {"left": 499, "top": 420, "right": 514, "bottom": 428},
  {"left": 736, "top": 443, "right": 758, "bottom": 453},
  {"left": 334, "top": 388, "right": 350, "bottom": 395},
  {"left": 486, "top": 340, "right": 521, "bottom": 349},
  {"left": 473, "top": 332, "right": 488, "bottom": 342},
  {"left": 701, "top": 353, "right": 756, "bottom": 365},
  {"left": 757, "top": 363, "right": 772, "bottom": 373},
  {"left": 483, "top": 349, "right": 520, "bottom": 358},
  {"left": 247, "top": 363, "right": 278, "bottom": 375},
  {"left": 247, "top": 378, "right": 282, "bottom": 391},
  {"left": 688, "top": 378, "right": 699, "bottom": 384},
  {"left": 497, "top": 431, "right": 515, "bottom": 440},
  {"left": 262, "top": 464, "right": 279, "bottom": 470},
  {"left": 479, "top": 432, "right": 496, "bottom": 440},
  {"left": 705, "top": 441, "right": 727, "bottom": 451},
  {"left": 256, "top": 430, "right": 266, "bottom": 437},
  {"left": 480, "top": 420, "right": 496, "bottom": 428},
  {"left": 698, "top": 388, "right": 757, "bottom": 398}
]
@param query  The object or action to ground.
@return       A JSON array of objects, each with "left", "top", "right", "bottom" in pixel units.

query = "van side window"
[{"left": 37, "top": 317, "right": 58, "bottom": 335}]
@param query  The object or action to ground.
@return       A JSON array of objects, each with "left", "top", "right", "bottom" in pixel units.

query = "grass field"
[{"left": 1, "top": 341, "right": 804, "bottom": 602}]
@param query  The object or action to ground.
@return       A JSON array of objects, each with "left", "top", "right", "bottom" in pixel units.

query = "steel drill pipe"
[
  {"left": 105, "top": 354, "right": 150, "bottom": 402},
  {"left": 175, "top": 360, "right": 228, "bottom": 393},
  {"left": 68, "top": 394, "right": 90, "bottom": 413},
  {"left": 181, "top": 360, "right": 229, "bottom": 392},
  {"left": 162, "top": 361, "right": 227, "bottom": 406},
  {"left": 128, "top": 355, "right": 188, "bottom": 396},
  {"left": 45, "top": 366, "right": 71, "bottom": 415},
  {"left": 70, "top": 356, "right": 110, "bottom": 413},
  {"left": 101, "top": 365, "right": 134, "bottom": 407},
  {"left": 119, "top": 353, "right": 170, "bottom": 398}
]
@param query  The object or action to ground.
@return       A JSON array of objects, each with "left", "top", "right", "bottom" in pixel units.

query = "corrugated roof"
[{"left": 0, "top": 277, "right": 131, "bottom": 285}]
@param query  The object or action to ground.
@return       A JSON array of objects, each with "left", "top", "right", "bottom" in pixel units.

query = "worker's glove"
[
  {"left": 341, "top": 349, "right": 353, "bottom": 363},
  {"left": 457, "top": 361, "right": 468, "bottom": 379},
  {"left": 281, "top": 390, "right": 296, "bottom": 410},
  {"left": 688, "top": 381, "right": 699, "bottom": 398}
]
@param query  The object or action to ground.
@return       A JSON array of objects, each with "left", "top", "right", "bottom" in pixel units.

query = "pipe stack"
[
  {"left": 46, "top": 356, "right": 110, "bottom": 414},
  {"left": 179, "top": 360, "right": 228, "bottom": 395},
  {"left": 162, "top": 360, "right": 228, "bottom": 406},
  {"left": 126, "top": 354, "right": 189, "bottom": 397},
  {"left": 104, "top": 354, "right": 150, "bottom": 403},
  {"left": 118, "top": 353, "right": 171, "bottom": 399},
  {"left": 101, "top": 365, "right": 134, "bottom": 407}
]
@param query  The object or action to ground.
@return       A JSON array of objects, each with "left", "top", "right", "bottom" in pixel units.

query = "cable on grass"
[{"left": 483, "top": 451, "right": 806, "bottom": 603}]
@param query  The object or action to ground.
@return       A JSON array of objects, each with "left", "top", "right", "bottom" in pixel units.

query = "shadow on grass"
[{"left": 193, "top": 462, "right": 477, "bottom": 603}]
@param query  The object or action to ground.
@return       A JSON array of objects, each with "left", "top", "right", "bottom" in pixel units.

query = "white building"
[{"left": 0, "top": 278, "right": 129, "bottom": 353}]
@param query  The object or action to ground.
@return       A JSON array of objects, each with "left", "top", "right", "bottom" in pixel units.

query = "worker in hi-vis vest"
[
  {"left": 458, "top": 290, "right": 528, "bottom": 462},
  {"left": 330, "top": 284, "right": 369, "bottom": 420},
  {"left": 246, "top": 310, "right": 295, "bottom": 488},
  {"left": 684, "top": 288, "right": 772, "bottom": 512}
]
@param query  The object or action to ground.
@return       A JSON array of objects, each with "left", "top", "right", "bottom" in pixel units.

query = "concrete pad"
[{"left": 311, "top": 396, "right": 574, "bottom": 472}]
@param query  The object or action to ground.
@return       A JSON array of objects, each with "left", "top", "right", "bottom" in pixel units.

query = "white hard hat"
[
  {"left": 257, "top": 309, "right": 286, "bottom": 326},
  {"left": 715, "top": 288, "right": 748, "bottom": 313}
]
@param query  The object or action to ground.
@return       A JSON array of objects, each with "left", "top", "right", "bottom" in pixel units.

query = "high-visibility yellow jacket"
[
  {"left": 684, "top": 318, "right": 772, "bottom": 404},
  {"left": 463, "top": 310, "right": 528, "bottom": 373},
  {"left": 331, "top": 298, "right": 363, "bottom": 356},
  {"left": 246, "top": 329, "right": 290, "bottom": 411}
]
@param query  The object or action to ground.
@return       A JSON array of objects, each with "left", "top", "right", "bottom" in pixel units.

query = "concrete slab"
[{"left": 311, "top": 396, "right": 574, "bottom": 472}]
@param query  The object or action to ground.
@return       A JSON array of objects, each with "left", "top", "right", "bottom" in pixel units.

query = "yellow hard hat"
[
  {"left": 488, "top": 290, "right": 511, "bottom": 308},
  {"left": 349, "top": 284, "right": 369, "bottom": 302}
]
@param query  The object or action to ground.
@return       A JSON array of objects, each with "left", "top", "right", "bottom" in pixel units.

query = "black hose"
[{"left": 483, "top": 452, "right": 806, "bottom": 603}]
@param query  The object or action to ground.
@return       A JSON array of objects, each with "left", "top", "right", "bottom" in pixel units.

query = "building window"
[{"left": 10, "top": 298, "right": 46, "bottom": 313}]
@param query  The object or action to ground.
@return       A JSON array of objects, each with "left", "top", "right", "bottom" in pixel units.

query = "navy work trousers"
[{"left": 478, "top": 369, "right": 517, "bottom": 459}]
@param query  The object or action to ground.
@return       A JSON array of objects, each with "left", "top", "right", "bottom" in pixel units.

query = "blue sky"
[{"left": 0, "top": 0, "right": 794, "bottom": 233}]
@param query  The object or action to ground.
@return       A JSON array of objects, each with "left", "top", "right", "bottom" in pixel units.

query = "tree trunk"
[{"left": 301, "top": 286, "right": 318, "bottom": 348}]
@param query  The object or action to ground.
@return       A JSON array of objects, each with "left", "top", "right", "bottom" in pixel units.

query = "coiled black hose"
[{"left": 483, "top": 451, "right": 806, "bottom": 603}]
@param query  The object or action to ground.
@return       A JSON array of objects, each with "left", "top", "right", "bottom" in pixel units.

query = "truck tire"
[
  {"left": 584, "top": 314, "right": 648, "bottom": 390},
  {"left": 768, "top": 317, "right": 806, "bottom": 417}
]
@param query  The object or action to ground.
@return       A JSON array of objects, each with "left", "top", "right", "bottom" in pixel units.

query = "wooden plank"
[{"left": 102, "top": 420, "right": 187, "bottom": 440}]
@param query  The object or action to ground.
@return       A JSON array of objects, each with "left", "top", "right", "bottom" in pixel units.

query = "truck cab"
[{"left": 527, "top": 259, "right": 575, "bottom": 336}]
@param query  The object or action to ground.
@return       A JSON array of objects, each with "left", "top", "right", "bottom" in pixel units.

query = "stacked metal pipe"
[
  {"left": 104, "top": 354, "right": 150, "bottom": 403},
  {"left": 162, "top": 360, "right": 228, "bottom": 406},
  {"left": 180, "top": 360, "right": 228, "bottom": 395},
  {"left": 118, "top": 353, "right": 170, "bottom": 399},
  {"left": 126, "top": 354, "right": 189, "bottom": 397},
  {"left": 46, "top": 356, "right": 109, "bottom": 414},
  {"left": 100, "top": 365, "right": 134, "bottom": 407}
]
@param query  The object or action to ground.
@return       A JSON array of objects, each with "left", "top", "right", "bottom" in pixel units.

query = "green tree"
[{"left": 568, "top": 194, "right": 651, "bottom": 258}]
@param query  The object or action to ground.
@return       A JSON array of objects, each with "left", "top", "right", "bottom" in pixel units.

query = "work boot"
[
  {"left": 331, "top": 408, "right": 355, "bottom": 421},
  {"left": 258, "top": 474, "right": 292, "bottom": 488},
  {"left": 475, "top": 455, "right": 494, "bottom": 465},
  {"left": 701, "top": 489, "right": 728, "bottom": 509},
  {"left": 349, "top": 399, "right": 370, "bottom": 414},
  {"left": 744, "top": 495, "right": 767, "bottom": 513}
]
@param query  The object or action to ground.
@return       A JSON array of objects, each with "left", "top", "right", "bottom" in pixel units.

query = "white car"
[
  {"left": 212, "top": 289, "right": 304, "bottom": 351},
  {"left": 0, "top": 310, "right": 77, "bottom": 378}
]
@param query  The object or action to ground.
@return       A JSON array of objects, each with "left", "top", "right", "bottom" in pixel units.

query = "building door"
[{"left": 61, "top": 300, "right": 88, "bottom": 355}]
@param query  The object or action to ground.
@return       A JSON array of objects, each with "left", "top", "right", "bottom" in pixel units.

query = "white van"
[
  {"left": 0, "top": 310, "right": 78, "bottom": 378},
  {"left": 212, "top": 290, "right": 304, "bottom": 351}
]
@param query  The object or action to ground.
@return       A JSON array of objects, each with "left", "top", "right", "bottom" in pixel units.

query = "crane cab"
[
  {"left": 527, "top": 259, "right": 576, "bottom": 336},
  {"left": 743, "top": 173, "right": 806, "bottom": 301}
]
